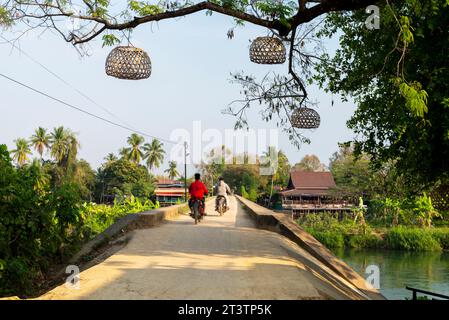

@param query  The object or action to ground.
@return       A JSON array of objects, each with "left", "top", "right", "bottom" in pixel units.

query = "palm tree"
[
  {"left": 143, "top": 139, "right": 165, "bottom": 170},
  {"left": 104, "top": 153, "right": 118, "bottom": 163},
  {"left": 50, "top": 126, "right": 79, "bottom": 166},
  {"left": 29, "top": 158, "right": 50, "bottom": 193},
  {"left": 118, "top": 147, "right": 129, "bottom": 160},
  {"left": 66, "top": 129, "right": 80, "bottom": 162},
  {"left": 164, "top": 161, "right": 179, "bottom": 180},
  {"left": 11, "top": 138, "right": 32, "bottom": 166},
  {"left": 50, "top": 126, "right": 68, "bottom": 164},
  {"left": 124, "top": 133, "right": 145, "bottom": 164},
  {"left": 30, "top": 127, "right": 50, "bottom": 160}
]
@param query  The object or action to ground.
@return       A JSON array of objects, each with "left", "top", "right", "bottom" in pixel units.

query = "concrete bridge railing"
[{"left": 236, "top": 195, "right": 385, "bottom": 300}]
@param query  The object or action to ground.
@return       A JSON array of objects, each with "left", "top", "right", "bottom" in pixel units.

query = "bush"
[
  {"left": 385, "top": 227, "right": 442, "bottom": 251},
  {"left": 346, "top": 234, "right": 383, "bottom": 249},
  {"left": 80, "top": 196, "right": 157, "bottom": 239},
  {"left": 241, "top": 186, "right": 249, "bottom": 199},
  {"left": 430, "top": 228, "right": 449, "bottom": 249},
  {"left": 248, "top": 187, "right": 258, "bottom": 202},
  {"left": 0, "top": 144, "right": 158, "bottom": 296},
  {"left": 307, "top": 229, "right": 345, "bottom": 248}
]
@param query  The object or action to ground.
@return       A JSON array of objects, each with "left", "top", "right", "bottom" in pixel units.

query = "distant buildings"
[
  {"left": 154, "top": 179, "right": 186, "bottom": 207},
  {"left": 279, "top": 171, "right": 353, "bottom": 214}
]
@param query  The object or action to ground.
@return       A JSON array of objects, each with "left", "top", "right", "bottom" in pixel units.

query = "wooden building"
[
  {"left": 154, "top": 179, "right": 186, "bottom": 207},
  {"left": 279, "top": 171, "right": 353, "bottom": 213}
]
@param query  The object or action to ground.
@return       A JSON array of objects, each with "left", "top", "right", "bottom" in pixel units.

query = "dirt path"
[{"left": 39, "top": 197, "right": 364, "bottom": 300}]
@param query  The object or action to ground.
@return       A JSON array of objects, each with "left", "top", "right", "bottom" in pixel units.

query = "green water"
[{"left": 333, "top": 248, "right": 449, "bottom": 300}]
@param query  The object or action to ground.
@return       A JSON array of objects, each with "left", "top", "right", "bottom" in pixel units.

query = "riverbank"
[{"left": 297, "top": 213, "right": 449, "bottom": 251}]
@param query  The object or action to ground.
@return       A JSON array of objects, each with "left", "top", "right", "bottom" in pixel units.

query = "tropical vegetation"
[{"left": 0, "top": 127, "right": 175, "bottom": 297}]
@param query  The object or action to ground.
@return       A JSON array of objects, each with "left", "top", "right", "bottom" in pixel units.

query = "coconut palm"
[
  {"left": 11, "top": 138, "right": 32, "bottom": 166},
  {"left": 50, "top": 126, "right": 68, "bottom": 164},
  {"left": 104, "top": 153, "right": 118, "bottom": 163},
  {"left": 30, "top": 127, "right": 50, "bottom": 160},
  {"left": 143, "top": 139, "right": 165, "bottom": 170},
  {"left": 164, "top": 161, "right": 179, "bottom": 180},
  {"left": 66, "top": 130, "right": 80, "bottom": 162},
  {"left": 50, "top": 126, "right": 79, "bottom": 166},
  {"left": 118, "top": 147, "right": 128, "bottom": 159},
  {"left": 29, "top": 158, "right": 50, "bottom": 193},
  {"left": 124, "top": 133, "right": 145, "bottom": 164}
]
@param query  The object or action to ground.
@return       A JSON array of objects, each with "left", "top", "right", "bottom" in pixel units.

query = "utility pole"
[{"left": 184, "top": 141, "right": 188, "bottom": 202}]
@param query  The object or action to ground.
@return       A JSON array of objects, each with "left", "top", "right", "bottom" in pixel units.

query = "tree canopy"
[
  {"left": 294, "top": 154, "right": 327, "bottom": 172},
  {"left": 315, "top": 0, "right": 449, "bottom": 187},
  {"left": 0, "top": 0, "right": 398, "bottom": 148},
  {"left": 2, "top": 0, "right": 447, "bottom": 189}
]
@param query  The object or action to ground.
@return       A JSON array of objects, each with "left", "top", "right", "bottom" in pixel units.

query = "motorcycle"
[
  {"left": 216, "top": 195, "right": 227, "bottom": 216},
  {"left": 190, "top": 198, "right": 205, "bottom": 225}
]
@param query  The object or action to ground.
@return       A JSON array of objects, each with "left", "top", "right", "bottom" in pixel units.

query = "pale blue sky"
[{"left": 0, "top": 12, "right": 355, "bottom": 175}]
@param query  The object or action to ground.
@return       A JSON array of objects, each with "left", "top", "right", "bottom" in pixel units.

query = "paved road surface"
[{"left": 39, "top": 196, "right": 363, "bottom": 300}]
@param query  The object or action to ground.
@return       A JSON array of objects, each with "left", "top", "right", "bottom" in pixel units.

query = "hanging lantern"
[
  {"left": 105, "top": 46, "right": 151, "bottom": 80},
  {"left": 291, "top": 107, "right": 321, "bottom": 129},
  {"left": 430, "top": 184, "right": 449, "bottom": 211},
  {"left": 249, "top": 37, "right": 286, "bottom": 64}
]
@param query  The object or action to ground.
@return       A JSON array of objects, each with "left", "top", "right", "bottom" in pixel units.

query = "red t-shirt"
[{"left": 189, "top": 180, "right": 208, "bottom": 199}]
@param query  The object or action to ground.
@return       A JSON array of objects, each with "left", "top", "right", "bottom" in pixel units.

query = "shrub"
[
  {"left": 385, "top": 227, "right": 442, "bottom": 251},
  {"left": 80, "top": 196, "right": 156, "bottom": 239},
  {"left": 306, "top": 229, "right": 345, "bottom": 248},
  {"left": 430, "top": 228, "right": 449, "bottom": 249},
  {"left": 248, "top": 187, "right": 258, "bottom": 202},
  {"left": 412, "top": 193, "right": 440, "bottom": 227},
  {"left": 241, "top": 186, "right": 249, "bottom": 199},
  {"left": 346, "top": 234, "right": 383, "bottom": 249}
]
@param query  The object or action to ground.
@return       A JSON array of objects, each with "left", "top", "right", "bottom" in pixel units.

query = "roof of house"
[
  {"left": 280, "top": 171, "right": 336, "bottom": 196},
  {"left": 289, "top": 171, "right": 336, "bottom": 189},
  {"left": 157, "top": 178, "right": 180, "bottom": 185}
]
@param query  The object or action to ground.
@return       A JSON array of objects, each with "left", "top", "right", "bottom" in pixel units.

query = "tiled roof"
[
  {"left": 289, "top": 171, "right": 336, "bottom": 189},
  {"left": 157, "top": 178, "right": 179, "bottom": 185}
]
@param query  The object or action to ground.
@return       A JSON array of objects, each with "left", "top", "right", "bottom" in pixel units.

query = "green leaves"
[
  {"left": 399, "top": 15, "right": 414, "bottom": 44},
  {"left": 0, "top": 6, "right": 12, "bottom": 27},
  {"left": 395, "top": 79, "right": 429, "bottom": 118},
  {"left": 254, "top": 0, "right": 296, "bottom": 20},
  {"left": 128, "top": 1, "right": 164, "bottom": 16},
  {"left": 315, "top": 0, "right": 449, "bottom": 187},
  {"left": 102, "top": 34, "right": 120, "bottom": 47}
]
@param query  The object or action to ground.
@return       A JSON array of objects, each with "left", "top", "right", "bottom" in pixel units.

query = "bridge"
[{"left": 38, "top": 196, "right": 384, "bottom": 300}]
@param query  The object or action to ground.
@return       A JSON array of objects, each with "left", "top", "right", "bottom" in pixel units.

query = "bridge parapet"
[{"left": 236, "top": 195, "right": 385, "bottom": 300}]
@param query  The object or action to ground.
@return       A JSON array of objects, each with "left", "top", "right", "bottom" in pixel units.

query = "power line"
[
  {"left": 0, "top": 34, "right": 136, "bottom": 130},
  {"left": 0, "top": 72, "right": 180, "bottom": 146}
]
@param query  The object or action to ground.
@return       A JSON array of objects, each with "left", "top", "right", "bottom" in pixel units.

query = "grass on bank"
[{"left": 297, "top": 212, "right": 449, "bottom": 251}]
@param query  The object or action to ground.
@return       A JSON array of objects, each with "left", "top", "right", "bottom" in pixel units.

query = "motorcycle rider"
[
  {"left": 188, "top": 173, "right": 208, "bottom": 216},
  {"left": 214, "top": 176, "right": 231, "bottom": 211}
]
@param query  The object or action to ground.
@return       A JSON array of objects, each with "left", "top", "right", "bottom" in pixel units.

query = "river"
[{"left": 333, "top": 248, "right": 449, "bottom": 300}]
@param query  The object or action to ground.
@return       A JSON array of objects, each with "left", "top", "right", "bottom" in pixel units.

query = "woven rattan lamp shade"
[
  {"left": 291, "top": 107, "right": 321, "bottom": 129},
  {"left": 105, "top": 46, "right": 151, "bottom": 80},
  {"left": 249, "top": 37, "right": 286, "bottom": 64}
]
